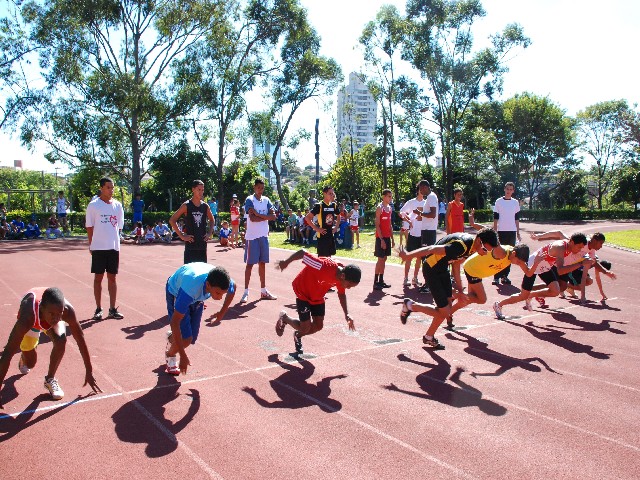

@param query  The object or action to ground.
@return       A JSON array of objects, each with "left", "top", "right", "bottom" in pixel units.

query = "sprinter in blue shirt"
[{"left": 165, "top": 263, "right": 235, "bottom": 375}]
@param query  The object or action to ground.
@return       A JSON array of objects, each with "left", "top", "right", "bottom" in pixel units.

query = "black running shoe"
[
  {"left": 293, "top": 331, "right": 303, "bottom": 354},
  {"left": 93, "top": 308, "right": 103, "bottom": 320},
  {"left": 501, "top": 277, "right": 511, "bottom": 285},
  {"left": 373, "top": 283, "right": 384, "bottom": 291},
  {"left": 380, "top": 282, "right": 392, "bottom": 289},
  {"left": 445, "top": 316, "right": 455, "bottom": 330},
  {"left": 423, "top": 335, "right": 442, "bottom": 349},
  {"left": 108, "top": 307, "right": 124, "bottom": 320},
  {"left": 400, "top": 298, "right": 412, "bottom": 325},
  {"left": 419, "top": 285, "right": 430, "bottom": 293}
]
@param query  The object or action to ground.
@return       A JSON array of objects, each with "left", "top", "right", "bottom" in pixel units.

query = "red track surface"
[{"left": 1, "top": 221, "right": 639, "bottom": 479}]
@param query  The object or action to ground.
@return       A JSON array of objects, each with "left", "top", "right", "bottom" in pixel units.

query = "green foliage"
[{"left": 0, "top": 169, "right": 62, "bottom": 212}]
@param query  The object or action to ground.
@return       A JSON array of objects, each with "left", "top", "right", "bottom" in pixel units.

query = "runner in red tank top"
[
  {"left": 373, "top": 189, "right": 395, "bottom": 290},
  {"left": 0, "top": 287, "right": 101, "bottom": 406}
]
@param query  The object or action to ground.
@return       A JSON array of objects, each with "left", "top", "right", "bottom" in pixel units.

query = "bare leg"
[
  {"left": 244, "top": 264, "right": 254, "bottom": 289},
  {"left": 106, "top": 272, "right": 117, "bottom": 309},
  {"left": 258, "top": 262, "right": 266, "bottom": 288},
  {"left": 93, "top": 273, "right": 104, "bottom": 308},
  {"left": 46, "top": 323, "right": 67, "bottom": 379}
]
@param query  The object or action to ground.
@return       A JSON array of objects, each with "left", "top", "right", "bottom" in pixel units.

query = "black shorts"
[
  {"left": 551, "top": 265, "right": 572, "bottom": 283},
  {"left": 374, "top": 237, "right": 392, "bottom": 258},
  {"left": 567, "top": 268, "right": 584, "bottom": 286},
  {"left": 406, "top": 234, "right": 422, "bottom": 252},
  {"left": 421, "top": 229, "right": 437, "bottom": 247},
  {"left": 464, "top": 270, "right": 483, "bottom": 285},
  {"left": 498, "top": 230, "right": 517, "bottom": 247},
  {"left": 521, "top": 269, "right": 557, "bottom": 291},
  {"left": 424, "top": 266, "right": 452, "bottom": 308},
  {"left": 296, "top": 298, "right": 325, "bottom": 322},
  {"left": 91, "top": 249, "right": 119, "bottom": 274},
  {"left": 317, "top": 233, "right": 336, "bottom": 257},
  {"left": 184, "top": 248, "right": 207, "bottom": 264}
]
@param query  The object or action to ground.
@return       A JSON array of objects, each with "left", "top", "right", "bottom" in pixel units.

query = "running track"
[{"left": 1, "top": 221, "right": 639, "bottom": 479}]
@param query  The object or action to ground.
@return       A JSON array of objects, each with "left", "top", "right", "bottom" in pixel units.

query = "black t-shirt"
[
  {"left": 423, "top": 233, "right": 475, "bottom": 272},
  {"left": 184, "top": 200, "right": 210, "bottom": 250},
  {"left": 311, "top": 201, "right": 337, "bottom": 233}
]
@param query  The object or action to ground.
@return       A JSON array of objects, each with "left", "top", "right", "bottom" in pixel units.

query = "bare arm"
[
  {"left": 398, "top": 244, "right": 447, "bottom": 262},
  {"left": 337, "top": 292, "right": 355, "bottom": 331},
  {"left": 169, "top": 204, "right": 190, "bottom": 242},
  {"left": 530, "top": 230, "right": 568, "bottom": 241},
  {"left": 275, "top": 249, "right": 306, "bottom": 271},
  {"left": 445, "top": 204, "right": 452, "bottom": 234},
  {"left": 0, "top": 299, "right": 33, "bottom": 407},
  {"left": 468, "top": 209, "right": 489, "bottom": 231},
  {"left": 64, "top": 303, "right": 101, "bottom": 393},
  {"left": 209, "top": 288, "right": 236, "bottom": 323}
]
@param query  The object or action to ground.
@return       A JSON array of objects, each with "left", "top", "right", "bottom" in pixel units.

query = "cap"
[{"left": 232, "top": 194, "right": 237, "bottom": 198}]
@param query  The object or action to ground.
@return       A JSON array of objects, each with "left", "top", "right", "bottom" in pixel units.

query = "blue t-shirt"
[
  {"left": 166, "top": 262, "right": 235, "bottom": 314},
  {"left": 132, "top": 199, "right": 145, "bottom": 214},
  {"left": 208, "top": 200, "right": 218, "bottom": 215}
]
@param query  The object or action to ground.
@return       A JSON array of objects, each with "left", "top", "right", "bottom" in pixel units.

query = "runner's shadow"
[
  {"left": 565, "top": 300, "right": 621, "bottom": 312},
  {"left": 444, "top": 331, "right": 559, "bottom": 377},
  {"left": 242, "top": 354, "right": 345, "bottom": 413},
  {"left": 548, "top": 311, "right": 626, "bottom": 335},
  {"left": 363, "top": 289, "right": 386, "bottom": 306},
  {"left": 382, "top": 352, "right": 506, "bottom": 416},
  {"left": 112, "top": 366, "right": 200, "bottom": 458},
  {"left": 505, "top": 320, "right": 610, "bottom": 359},
  {"left": 121, "top": 315, "right": 169, "bottom": 340},
  {"left": 0, "top": 392, "right": 92, "bottom": 441}
]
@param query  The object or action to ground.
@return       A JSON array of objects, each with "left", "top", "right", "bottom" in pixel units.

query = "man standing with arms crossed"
[
  {"left": 492, "top": 181, "right": 521, "bottom": 285},
  {"left": 240, "top": 178, "right": 278, "bottom": 303},
  {"left": 86, "top": 177, "right": 125, "bottom": 320}
]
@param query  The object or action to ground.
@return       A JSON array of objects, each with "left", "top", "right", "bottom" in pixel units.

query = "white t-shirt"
[
  {"left": 349, "top": 210, "right": 359, "bottom": 227},
  {"left": 244, "top": 194, "right": 273, "bottom": 240},
  {"left": 494, "top": 197, "right": 520, "bottom": 232},
  {"left": 563, "top": 243, "right": 594, "bottom": 266},
  {"left": 86, "top": 197, "right": 125, "bottom": 251},
  {"left": 56, "top": 197, "right": 68, "bottom": 214},
  {"left": 422, "top": 192, "right": 439, "bottom": 231},
  {"left": 400, "top": 197, "right": 426, "bottom": 237}
]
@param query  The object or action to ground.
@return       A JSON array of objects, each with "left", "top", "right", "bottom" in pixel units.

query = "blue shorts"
[
  {"left": 133, "top": 212, "right": 143, "bottom": 223},
  {"left": 244, "top": 237, "right": 270, "bottom": 265},
  {"left": 57, "top": 212, "right": 67, "bottom": 218},
  {"left": 166, "top": 285, "right": 204, "bottom": 344}
]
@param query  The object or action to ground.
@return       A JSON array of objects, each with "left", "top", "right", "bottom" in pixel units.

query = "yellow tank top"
[{"left": 463, "top": 246, "right": 513, "bottom": 278}]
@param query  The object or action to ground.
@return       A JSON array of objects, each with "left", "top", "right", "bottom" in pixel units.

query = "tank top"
[
  {"left": 463, "top": 246, "right": 514, "bottom": 278},
  {"left": 19, "top": 288, "right": 52, "bottom": 331},
  {"left": 448, "top": 201, "right": 465, "bottom": 233},
  {"left": 184, "top": 200, "right": 209, "bottom": 250},
  {"left": 376, "top": 204, "right": 392, "bottom": 238}
]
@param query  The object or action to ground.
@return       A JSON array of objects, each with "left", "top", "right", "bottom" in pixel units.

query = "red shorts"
[{"left": 350, "top": 226, "right": 359, "bottom": 232}]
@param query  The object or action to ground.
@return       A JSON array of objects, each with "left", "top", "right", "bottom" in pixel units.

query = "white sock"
[
  {"left": 425, "top": 335, "right": 433, "bottom": 340},
  {"left": 261, "top": 287, "right": 267, "bottom": 294},
  {"left": 244, "top": 288, "right": 249, "bottom": 295},
  {"left": 406, "top": 300, "right": 413, "bottom": 311}
]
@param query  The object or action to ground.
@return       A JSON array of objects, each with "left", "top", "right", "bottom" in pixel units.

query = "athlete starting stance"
[
  {"left": 274, "top": 249, "right": 361, "bottom": 355},
  {"left": 0, "top": 287, "right": 101, "bottom": 407}
]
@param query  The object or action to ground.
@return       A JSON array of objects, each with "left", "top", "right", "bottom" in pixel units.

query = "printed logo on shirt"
[
  {"left": 325, "top": 213, "right": 334, "bottom": 225},
  {"left": 109, "top": 215, "right": 118, "bottom": 227},
  {"left": 192, "top": 211, "right": 203, "bottom": 227}
]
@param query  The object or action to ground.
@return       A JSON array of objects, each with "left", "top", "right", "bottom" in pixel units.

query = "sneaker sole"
[{"left": 275, "top": 318, "right": 286, "bottom": 337}]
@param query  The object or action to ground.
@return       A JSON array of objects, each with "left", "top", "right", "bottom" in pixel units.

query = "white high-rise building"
[
  {"left": 336, "top": 72, "right": 377, "bottom": 157},
  {"left": 252, "top": 139, "right": 281, "bottom": 185}
]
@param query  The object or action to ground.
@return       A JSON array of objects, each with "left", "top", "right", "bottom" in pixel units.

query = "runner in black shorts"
[{"left": 398, "top": 228, "right": 498, "bottom": 349}]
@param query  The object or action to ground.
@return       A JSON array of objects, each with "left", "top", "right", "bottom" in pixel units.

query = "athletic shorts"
[
  {"left": 521, "top": 269, "right": 558, "bottom": 292},
  {"left": 421, "top": 229, "right": 436, "bottom": 247},
  {"left": 244, "top": 237, "right": 270, "bottom": 265},
  {"left": 374, "top": 237, "right": 392, "bottom": 258},
  {"left": 20, "top": 328, "right": 43, "bottom": 352},
  {"left": 350, "top": 225, "right": 359, "bottom": 232},
  {"left": 567, "top": 268, "right": 585, "bottom": 286},
  {"left": 184, "top": 248, "right": 207, "bottom": 264},
  {"left": 406, "top": 234, "right": 422, "bottom": 252},
  {"left": 57, "top": 212, "right": 67, "bottom": 218},
  {"left": 166, "top": 285, "right": 204, "bottom": 344},
  {"left": 296, "top": 298, "right": 325, "bottom": 322},
  {"left": 464, "top": 270, "right": 483, "bottom": 285},
  {"left": 133, "top": 212, "right": 143, "bottom": 223},
  {"left": 317, "top": 233, "right": 336, "bottom": 257},
  {"left": 91, "top": 249, "right": 120, "bottom": 274},
  {"left": 424, "top": 266, "right": 452, "bottom": 308},
  {"left": 551, "top": 265, "right": 572, "bottom": 283}
]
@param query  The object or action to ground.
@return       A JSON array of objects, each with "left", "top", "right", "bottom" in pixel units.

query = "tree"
[
  {"left": 20, "top": 0, "right": 227, "bottom": 194},
  {"left": 360, "top": 5, "right": 410, "bottom": 197},
  {"left": 148, "top": 140, "right": 215, "bottom": 210},
  {"left": 577, "top": 100, "right": 631, "bottom": 209},
  {"left": 403, "top": 0, "right": 530, "bottom": 199},
  {"left": 610, "top": 160, "right": 640, "bottom": 211},
  {"left": 178, "top": 0, "right": 309, "bottom": 205}
]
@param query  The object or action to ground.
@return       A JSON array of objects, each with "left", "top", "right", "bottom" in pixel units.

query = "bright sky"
[{"left": 2, "top": 0, "right": 638, "bottom": 174}]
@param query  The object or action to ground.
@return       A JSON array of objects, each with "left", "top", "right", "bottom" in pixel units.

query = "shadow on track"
[
  {"left": 382, "top": 351, "right": 507, "bottom": 416},
  {"left": 242, "top": 353, "right": 345, "bottom": 413},
  {"left": 112, "top": 366, "right": 200, "bottom": 458}
]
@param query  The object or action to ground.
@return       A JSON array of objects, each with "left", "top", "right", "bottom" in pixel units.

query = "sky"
[{"left": 1, "top": 0, "right": 638, "bottom": 174}]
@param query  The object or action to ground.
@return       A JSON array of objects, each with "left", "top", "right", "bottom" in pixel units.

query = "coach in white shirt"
[
  {"left": 86, "top": 177, "right": 125, "bottom": 321},
  {"left": 492, "top": 181, "right": 521, "bottom": 285}
]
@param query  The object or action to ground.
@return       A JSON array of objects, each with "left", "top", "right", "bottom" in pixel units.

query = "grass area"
[
  {"left": 603, "top": 230, "right": 640, "bottom": 251},
  {"left": 269, "top": 227, "right": 405, "bottom": 264}
]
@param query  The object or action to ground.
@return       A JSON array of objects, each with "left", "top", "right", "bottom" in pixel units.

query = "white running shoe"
[
  {"left": 524, "top": 299, "right": 533, "bottom": 311},
  {"left": 260, "top": 290, "right": 277, "bottom": 300},
  {"left": 240, "top": 291, "right": 249, "bottom": 303},
  {"left": 18, "top": 354, "right": 30, "bottom": 375},
  {"left": 165, "top": 356, "right": 180, "bottom": 376},
  {"left": 44, "top": 376, "right": 64, "bottom": 400},
  {"left": 493, "top": 301, "right": 505, "bottom": 320},
  {"left": 403, "top": 278, "right": 411, "bottom": 287}
]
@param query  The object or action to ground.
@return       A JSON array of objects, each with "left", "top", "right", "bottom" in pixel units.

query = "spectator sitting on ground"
[
  {"left": 172, "top": 218, "right": 185, "bottom": 241},
  {"left": 142, "top": 224, "right": 155, "bottom": 243},
  {"left": 153, "top": 219, "right": 172, "bottom": 243},
  {"left": 46, "top": 214, "right": 62, "bottom": 239},
  {"left": 11, "top": 216, "right": 26, "bottom": 238},
  {"left": 25, "top": 219, "right": 42, "bottom": 239},
  {"left": 285, "top": 208, "right": 297, "bottom": 242},
  {"left": 1, "top": 219, "right": 13, "bottom": 239},
  {"left": 218, "top": 220, "right": 231, "bottom": 246}
]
